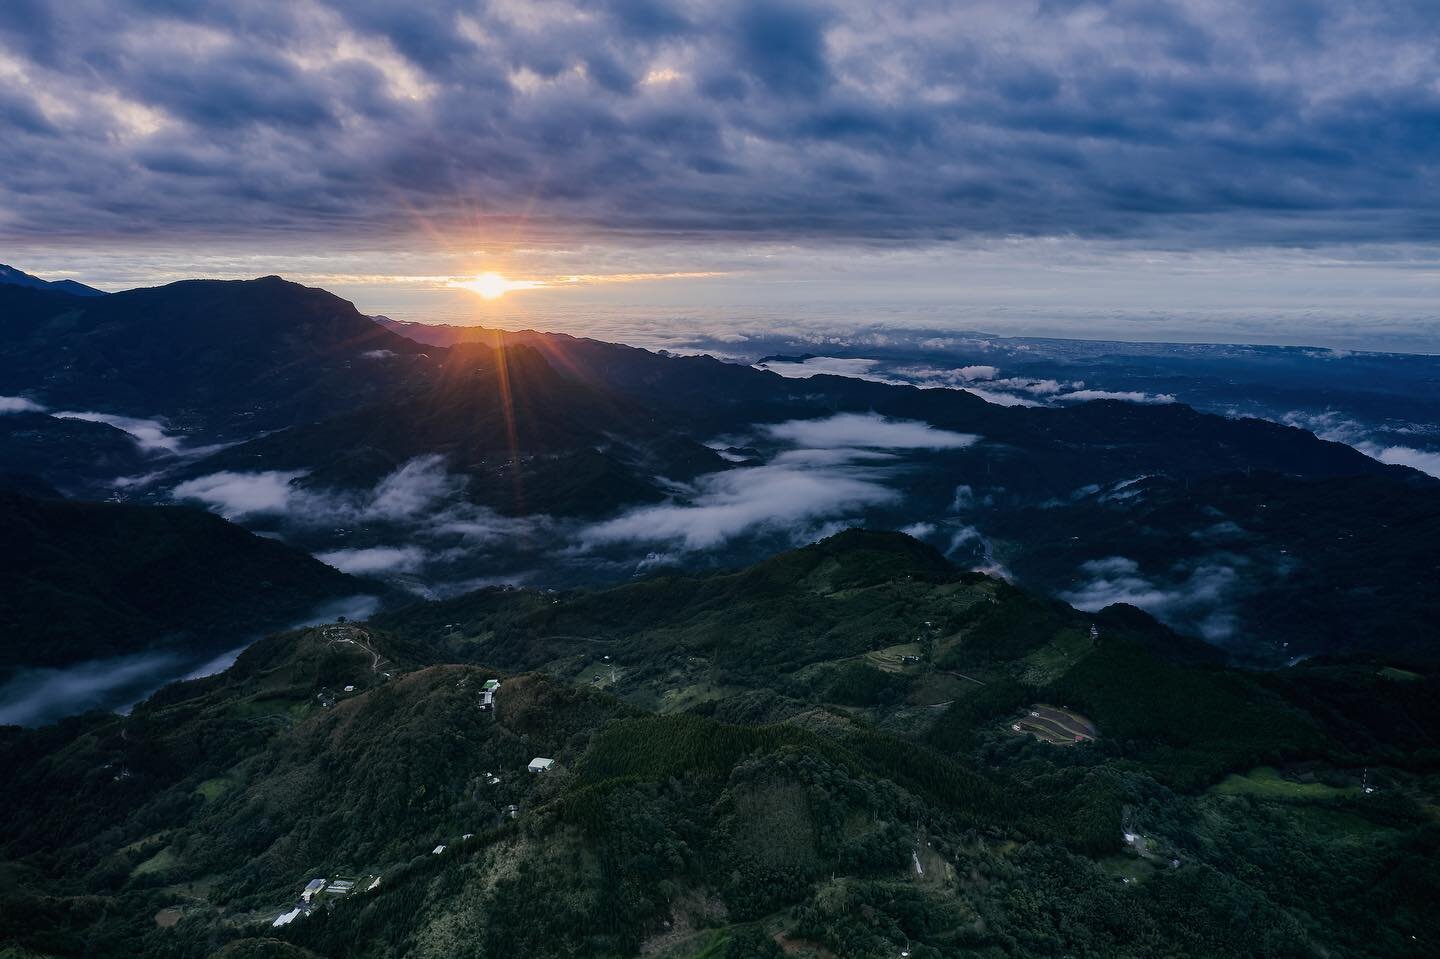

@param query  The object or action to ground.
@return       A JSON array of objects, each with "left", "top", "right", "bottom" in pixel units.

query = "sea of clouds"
[
  {"left": 752, "top": 357, "right": 1178, "bottom": 407},
  {"left": 166, "top": 413, "right": 979, "bottom": 592}
]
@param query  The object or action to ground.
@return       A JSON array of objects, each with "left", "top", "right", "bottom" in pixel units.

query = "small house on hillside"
[{"left": 528, "top": 757, "right": 555, "bottom": 773}]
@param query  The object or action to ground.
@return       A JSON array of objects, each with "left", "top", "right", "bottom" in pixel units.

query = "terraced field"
[
  {"left": 865, "top": 642, "right": 922, "bottom": 673},
  {"left": 1010, "top": 703, "right": 1098, "bottom": 745}
]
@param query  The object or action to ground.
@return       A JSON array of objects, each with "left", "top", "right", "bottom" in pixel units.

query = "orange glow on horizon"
[{"left": 449, "top": 272, "right": 543, "bottom": 300}]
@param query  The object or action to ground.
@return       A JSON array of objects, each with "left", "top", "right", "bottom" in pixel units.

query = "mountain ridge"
[
  {"left": 0, "top": 490, "right": 382, "bottom": 686},
  {"left": 0, "top": 276, "right": 433, "bottom": 433},
  {"left": 0, "top": 262, "right": 106, "bottom": 297},
  {"left": 2, "top": 273, "right": 1434, "bottom": 666}
]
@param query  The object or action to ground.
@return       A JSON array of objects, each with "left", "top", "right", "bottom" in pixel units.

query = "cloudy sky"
[{"left": 3, "top": 0, "right": 1438, "bottom": 350}]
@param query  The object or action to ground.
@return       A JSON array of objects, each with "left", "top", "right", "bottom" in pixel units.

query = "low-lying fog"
[{"left": 0, "top": 596, "right": 379, "bottom": 727}]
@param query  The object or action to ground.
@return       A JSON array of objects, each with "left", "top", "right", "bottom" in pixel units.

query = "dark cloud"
[
  {"left": 602, "top": 0, "right": 694, "bottom": 39},
  {"left": 0, "top": 0, "right": 1436, "bottom": 248},
  {"left": 731, "top": 1, "right": 831, "bottom": 97}
]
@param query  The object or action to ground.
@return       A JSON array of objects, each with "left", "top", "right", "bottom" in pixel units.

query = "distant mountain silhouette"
[
  {"left": 0, "top": 262, "right": 105, "bottom": 296},
  {"left": 0, "top": 276, "right": 433, "bottom": 432}
]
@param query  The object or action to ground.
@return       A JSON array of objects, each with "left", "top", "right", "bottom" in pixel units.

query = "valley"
[{"left": 3, "top": 275, "right": 1436, "bottom": 680}]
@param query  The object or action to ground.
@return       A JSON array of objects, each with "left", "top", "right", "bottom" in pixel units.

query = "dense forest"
[
  {"left": 2, "top": 532, "right": 1438, "bottom": 958},
  {"left": 0, "top": 491, "right": 374, "bottom": 676}
]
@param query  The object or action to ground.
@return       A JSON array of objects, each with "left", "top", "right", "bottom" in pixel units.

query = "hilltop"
[{"left": 0, "top": 277, "right": 429, "bottom": 434}]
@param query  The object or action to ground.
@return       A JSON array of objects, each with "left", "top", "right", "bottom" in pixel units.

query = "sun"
[
  {"left": 450, "top": 272, "right": 542, "bottom": 300},
  {"left": 467, "top": 271, "right": 512, "bottom": 300}
]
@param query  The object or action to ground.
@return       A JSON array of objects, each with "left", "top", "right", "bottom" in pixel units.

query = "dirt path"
[{"left": 322, "top": 624, "right": 386, "bottom": 672}]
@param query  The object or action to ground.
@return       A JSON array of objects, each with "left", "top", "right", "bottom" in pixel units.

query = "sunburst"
[{"left": 450, "top": 272, "right": 543, "bottom": 300}]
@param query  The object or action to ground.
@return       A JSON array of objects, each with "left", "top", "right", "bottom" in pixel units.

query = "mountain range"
[
  {"left": 3, "top": 272, "right": 1435, "bottom": 671},
  {"left": 2, "top": 267, "right": 1439, "bottom": 959}
]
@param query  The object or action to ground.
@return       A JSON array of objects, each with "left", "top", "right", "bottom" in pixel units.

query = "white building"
[{"left": 528, "top": 757, "right": 555, "bottom": 773}]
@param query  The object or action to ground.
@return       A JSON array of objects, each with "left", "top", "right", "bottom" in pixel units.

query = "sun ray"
[{"left": 486, "top": 328, "right": 526, "bottom": 514}]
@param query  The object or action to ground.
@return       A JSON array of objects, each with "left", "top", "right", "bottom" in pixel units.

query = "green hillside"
[{"left": 1, "top": 532, "right": 1437, "bottom": 958}]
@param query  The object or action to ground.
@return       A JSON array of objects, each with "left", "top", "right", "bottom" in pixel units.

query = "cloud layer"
[
  {"left": 743, "top": 355, "right": 1186, "bottom": 408},
  {"left": 582, "top": 450, "right": 899, "bottom": 550},
  {"left": 52, "top": 410, "right": 186, "bottom": 453},
  {"left": 582, "top": 412, "right": 976, "bottom": 551},
  {"left": 2, "top": 1, "right": 1437, "bottom": 252},
  {"left": 1061, "top": 554, "right": 1240, "bottom": 641},
  {"left": 170, "top": 454, "right": 543, "bottom": 592},
  {"left": 762, "top": 412, "right": 978, "bottom": 450},
  {"left": 1281, "top": 410, "right": 1440, "bottom": 479},
  {"left": 0, "top": 395, "right": 44, "bottom": 414},
  {"left": 172, "top": 469, "right": 308, "bottom": 519},
  {"left": 3, "top": 396, "right": 222, "bottom": 457},
  {"left": 0, "top": 593, "right": 380, "bottom": 726}
]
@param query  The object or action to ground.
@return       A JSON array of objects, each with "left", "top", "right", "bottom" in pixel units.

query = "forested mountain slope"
[
  {"left": 2, "top": 532, "right": 1436, "bottom": 959},
  {"left": 0, "top": 491, "right": 376, "bottom": 678}
]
